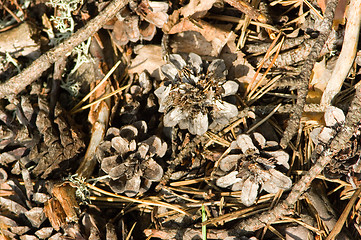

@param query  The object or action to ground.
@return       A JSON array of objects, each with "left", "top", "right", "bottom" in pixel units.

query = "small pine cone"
[
  {"left": 96, "top": 121, "right": 167, "bottom": 196},
  {"left": 110, "top": 0, "right": 168, "bottom": 46},
  {"left": 0, "top": 95, "right": 85, "bottom": 178},
  {"left": 214, "top": 133, "right": 292, "bottom": 206},
  {"left": 155, "top": 53, "right": 239, "bottom": 135}
]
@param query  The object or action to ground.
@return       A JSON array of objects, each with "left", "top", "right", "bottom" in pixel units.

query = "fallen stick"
[
  {"left": 279, "top": 0, "right": 338, "bottom": 148},
  {"left": 320, "top": 0, "right": 361, "bottom": 106},
  {"left": 0, "top": 0, "right": 128, "bottom": 99},
  {"left": 232, "top": 85, "right": 361, "bottom": 233}
]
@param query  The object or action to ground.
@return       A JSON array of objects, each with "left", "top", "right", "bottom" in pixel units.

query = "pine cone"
[
  {"left": 155, "top": 53, "right": 239, "bottom": 135},
  {"left": 214, "top": 133, "right": 292, "bottom": 206},
  {"left": 96, "top": 121, "right": 167, "bottom": 197},
  {"left": 110, "top": 0, "right": 168, "bottom": 46},
  {"left": 0, "top": 94, "right": 85, "bottom": 178},
  {"left": 0, "top": 178, "right": 58, "bottom": 239}
]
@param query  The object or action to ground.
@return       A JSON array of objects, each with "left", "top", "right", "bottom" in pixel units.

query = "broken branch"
[
  {"left": 279, "top": 0, "right": 338, "bottom": 148},
  {"left": 0, "top": 0, "right": 128, "bottom": 99}
]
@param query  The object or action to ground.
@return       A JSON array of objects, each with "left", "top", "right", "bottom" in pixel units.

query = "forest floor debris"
[{"left": 1, "top": 0, "right": 361, "bottom": 239}]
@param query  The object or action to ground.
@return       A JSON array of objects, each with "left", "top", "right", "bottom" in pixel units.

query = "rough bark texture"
[{"left": 279, "top": 0, "right": 339, "bottom": 148}]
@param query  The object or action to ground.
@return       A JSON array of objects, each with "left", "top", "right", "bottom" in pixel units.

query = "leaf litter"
[{"left": 0, "top": 0, "right": 361, "bottom": 239}]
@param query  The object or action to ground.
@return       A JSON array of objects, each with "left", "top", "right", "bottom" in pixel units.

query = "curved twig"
[{"left": 321, "top": 0, "right": 361, "bottom": 106}]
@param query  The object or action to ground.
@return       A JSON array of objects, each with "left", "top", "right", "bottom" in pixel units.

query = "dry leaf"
[
  {"left": 180, "top": 0, "right": 219, "bottom": 18},
  {"left": 307, "top": 57, "right": 331, "bottom": 103},
  {"left": 333, "top": 0, "right": 348, "bottom": 28},
  {"left": 221, "top": 42, "right": 263, "bottom": 91},
  {"left": 136, "top": 0, "right": 168, "bottom": 28},
  {"left": 0, "top": 21, "right": 40, "bottom": 59},
  {"left": 129, "top": 45, "right": 166, "bottom": 80},
  {"left": 168, "top": 19, "right": 235, "bottom": 57},
  {"left": 317, "top": 0, "right": 348, "bottom": 29}
]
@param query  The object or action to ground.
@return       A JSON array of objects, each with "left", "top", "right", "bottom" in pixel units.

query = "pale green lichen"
[{"left": 47, "top": 0, "right": 82, "bottom": 45}]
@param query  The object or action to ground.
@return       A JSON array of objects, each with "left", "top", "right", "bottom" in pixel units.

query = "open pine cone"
[
  {"left": 96, "top": 121, "right": 167, "bottom": 197},
  {"left": 0, "top": 94, "right": 84, "bottom": 178},
  {"left": 155, "top": 53, "right": 239, "bottom": 135},
  {"left": 214, "top": 133, "right": 292, "bottom": 206},
  {"left": 110, "top": 0, "right": 168, "bottom": 46}
]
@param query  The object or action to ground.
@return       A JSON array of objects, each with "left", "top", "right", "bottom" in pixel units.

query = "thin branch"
[
  {"left": 0, "top": 0, "right": 128, "bottom": 99},
  {"left": 232, "top": 85, "right": 361, "bottom": 233},
  {"left": 279, "top": 0, "right": 339, "bottom": 148}
]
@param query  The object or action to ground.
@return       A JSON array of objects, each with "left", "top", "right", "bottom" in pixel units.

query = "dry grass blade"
[
  {"left": 170, "top": 177, "right": 211, "bottom": 187},
  {"left": 247, "top": 35, "right": 285, "bottom": 101},
  {"left": 281, "top": 216, "right": 325, "bottom": 235},
  {"left": 84, "top": 182, "right": 187, "bottom": 215},
  {"left": 71, "top": 60, "right": 122, "bottom": 112},
  {"left": 224, "top": 0, "right": 270, "bottom": 23},
  {"left": 202, "top": 204, "right": 268, "bottom": 226},
  {"left": 206, "top": 14, "right": 279, "bottom": 32},
  {"left": 126, "top": 222, "right": 137, "bottom": 240},
  {"left": 204, "top": 131, "right": 231, "bottom": 147},
  {"left": 303, "top": 0, "right": 323, "bottom": 19},
  {"left": 247, "top": 75, "right": 282, "bottom": 104},
  {"left": 266, "top": 225, "right": 285, "bottom": 239},
  {"left": 162, "top": 186, "right": 201, "bottom": 203},
  {"left": 71, "top": 84, "right": 130, "bottom": 114},
  {"left": 245, "top": 32, "right": 282, "bottom": 97}
]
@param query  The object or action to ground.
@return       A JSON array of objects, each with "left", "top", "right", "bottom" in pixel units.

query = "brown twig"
[
  {"left": 0, "top": 0, "right": 128, "bottom": 99},
  {"left": 232, "top": 85, "right": 361, "bottom": 233},
  {"left": 279, "top": 0, "right": 338, "bottom": 149},
  {"left": 0, "top": 1, "right": 22, "bottom": 23}
]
